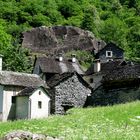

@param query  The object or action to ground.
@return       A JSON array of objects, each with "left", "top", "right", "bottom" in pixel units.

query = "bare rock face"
[
  {"left": 3, "top": 130, "right": 61, "bottom": 140},
  {"left": 22, "top": 26, "right": 104, "bottom": 54}
]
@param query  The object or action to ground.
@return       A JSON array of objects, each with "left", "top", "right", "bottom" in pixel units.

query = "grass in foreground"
[{"left": 1, "top": 101, "right": 140, "bottom": 140}]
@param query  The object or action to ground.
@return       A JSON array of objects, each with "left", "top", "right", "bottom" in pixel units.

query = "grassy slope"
[{"left": 1, "top": 101, "right": 140, "bottom": 140}]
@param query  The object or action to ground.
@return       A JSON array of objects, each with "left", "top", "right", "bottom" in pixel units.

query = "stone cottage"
[
  {"left": 85, "top": 60, "right": 140, "bottom": 106},
  {"left": 15, "top": 86, "right": 50, "bottom": 119},
  {"left": 33, "top": 55, "right": 84, "bottom": 81},
  {"left": 85, "top": 60, "right": 125, "bottom": 88},
  {"left": 46, "top": 72, "right": 92, "bottom": 114}
]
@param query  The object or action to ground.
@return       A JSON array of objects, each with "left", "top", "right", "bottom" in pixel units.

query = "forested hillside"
[{"left": 0, "top": 0, "right": 140, "bottom": 72}]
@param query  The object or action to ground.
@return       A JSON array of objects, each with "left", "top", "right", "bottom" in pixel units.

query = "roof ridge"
[{"left": 0, "top": 71, "right": 40, "bottom": 77}]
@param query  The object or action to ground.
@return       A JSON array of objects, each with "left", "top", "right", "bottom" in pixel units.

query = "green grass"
[{"left": 1, "top": 101, "right": 140, "bottom": 140}]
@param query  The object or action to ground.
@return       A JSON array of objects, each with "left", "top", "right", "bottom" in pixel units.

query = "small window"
[
  {"left": 38, "top": 101, "right": 42, "bottom": 109},
  {"left": 90, "top": 78, "right": 93, "bottom": 83},
  {"left": 106, "top": 51, "right": 112, "bottom": 57},
  {"left": 39, "top": 91, "right": 41, "bottom": 95}
]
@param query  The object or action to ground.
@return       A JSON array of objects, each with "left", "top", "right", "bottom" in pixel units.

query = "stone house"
[
  {"left": 33, "top": 55, "right": 84, "bottom": 81},
  {"left": 85, "top": 60, "right": 125, "bottom": 89},
  {"left": 46, "top": 72, "right": 92, "bottom": 114},
  {"left": 15, "top": 86, "right": 50, "bottom": 120},
  {"left": 95, "top": 42, "right": 124, "bottom": 63},
  {"left": 85, "top": 60, "right": 140, "bottom": 106}
]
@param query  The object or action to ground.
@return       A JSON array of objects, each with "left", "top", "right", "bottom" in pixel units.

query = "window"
[
  {"left": 90, "top": 78, "right": 93, "bottom": 83},
  {"left": 106, "top": 51, "right": 112, "bottom": 57},
  {"left": 39, "top": 91, "right": 41, "bottom": 95},
  {"left": 38, "top": 101, "right": 42, "bottom": 109}
]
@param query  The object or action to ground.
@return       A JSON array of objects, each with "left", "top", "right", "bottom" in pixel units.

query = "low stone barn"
[
  {"left": 46, "top": 72, "right": 92, "bottom": 114},
  {"left": 15, "top": 86, "right": 50, "bottom": 120},
  {"left": 88, "top": 63, "right": 140, "bottom": 106},
  {"left": 33, "top": 56, "right": 84, "bottom": 81}
]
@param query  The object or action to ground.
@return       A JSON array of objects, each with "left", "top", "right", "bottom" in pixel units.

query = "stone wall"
[
  {"left": 54, "top": 74, "right": 91, "bottom": 114},
  {"left": 90, "top": 86, "right": 140, "bottom": 106}
]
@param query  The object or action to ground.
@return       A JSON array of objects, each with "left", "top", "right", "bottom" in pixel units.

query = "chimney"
[
  {"left": 94, "top": 59, "right": 101, "bottom": 72},
  {"left": 71, "top": 54, "right": 76, "bottom": 63},
  {"left": 0, "top": 55, "right": 3, "bottom": 71},
  {"left": 58, "top": 53, "right": 63, "bottom": 62}
]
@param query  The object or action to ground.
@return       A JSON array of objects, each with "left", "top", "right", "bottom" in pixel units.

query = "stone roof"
[
  {"left": 22, "top": 26, "right": 101, "bottom": 54},
  {"left": 34, "top": 57, "right": 84, "bottom": 75},
  {"left": 96, "top": 42, "right": 124, "bottom": 55},
  {"left": 85, "top": 60, "right": 123, "bottom": 75},
  {"left": 17, "top": 86, "right": 49, "bottom": 96},
  {"left": 103, "top": 64, "right": 140, "bottom": 82},
  {"left": 46, "top": 72, "right": 91, "bottom": 89},
  {"left": 17, "top": 86, "right": 37, "bottom": 96},
  {"left": 0, "top": 71, "right": 46, "bottom": 87},
  {"left": 85, "top": 60, "right": 140, "bottom": 82}
]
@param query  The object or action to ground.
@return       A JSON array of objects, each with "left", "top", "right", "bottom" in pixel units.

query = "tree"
[
  {"left": 126, "top": 17, "right": 140, "bottom": 59},
  {"left": 81, "top": 6, "right": 101, "bottom": 37},
  {"left": 99, "top": 17, "right": 128, "bottom": 50},
  {"left": 0, "top": 24, "right": 31, "bottom": 72}
]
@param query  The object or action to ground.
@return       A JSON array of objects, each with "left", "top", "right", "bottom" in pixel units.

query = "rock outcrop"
[
  {"left": 22, "top": 26, "right": 105, "bottom": 54},
  {"left": 3, "top": 130, "right": 61, "bottom": 140}
]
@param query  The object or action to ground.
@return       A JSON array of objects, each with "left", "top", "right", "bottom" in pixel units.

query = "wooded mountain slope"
[{"left": 0, "top": 0, "right": 140, "bottom": 72}]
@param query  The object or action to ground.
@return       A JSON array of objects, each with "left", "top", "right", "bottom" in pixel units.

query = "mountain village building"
[
  {"left": 95, "top": 42, "right": 124, "bottom": 63},
  {"left": 0, "top": 71, "right": 46, "bottom": 121},
  {"left": 33, "top": 55, "right": 84, "bottom": 81},
  {"left": 46, "top": 73, "right": 91, "bottom": 114}
]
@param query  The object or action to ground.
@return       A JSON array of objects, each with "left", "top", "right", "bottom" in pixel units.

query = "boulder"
[
  {"left": 22, "top": 26, "right": 104, "bottom": 54},
  {"left": 3, "top": 130, "right": 61, "bottom": 140}
]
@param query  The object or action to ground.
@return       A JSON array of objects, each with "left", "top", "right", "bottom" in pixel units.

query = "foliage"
[
  {"left": 0, "top": 23, "right": 31, "bottom": 72},
  {"left": 1, "top": 101, "right": 140, "bottom": 139},
  {"left": 66, "top": 50, "right": 94, "bottom": 70},
  {"left": 99, "top": 17, "right": 128, "bottom": 50},
  {"left": 0, "top": 0, "right": 140, "bottom": 71}
]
